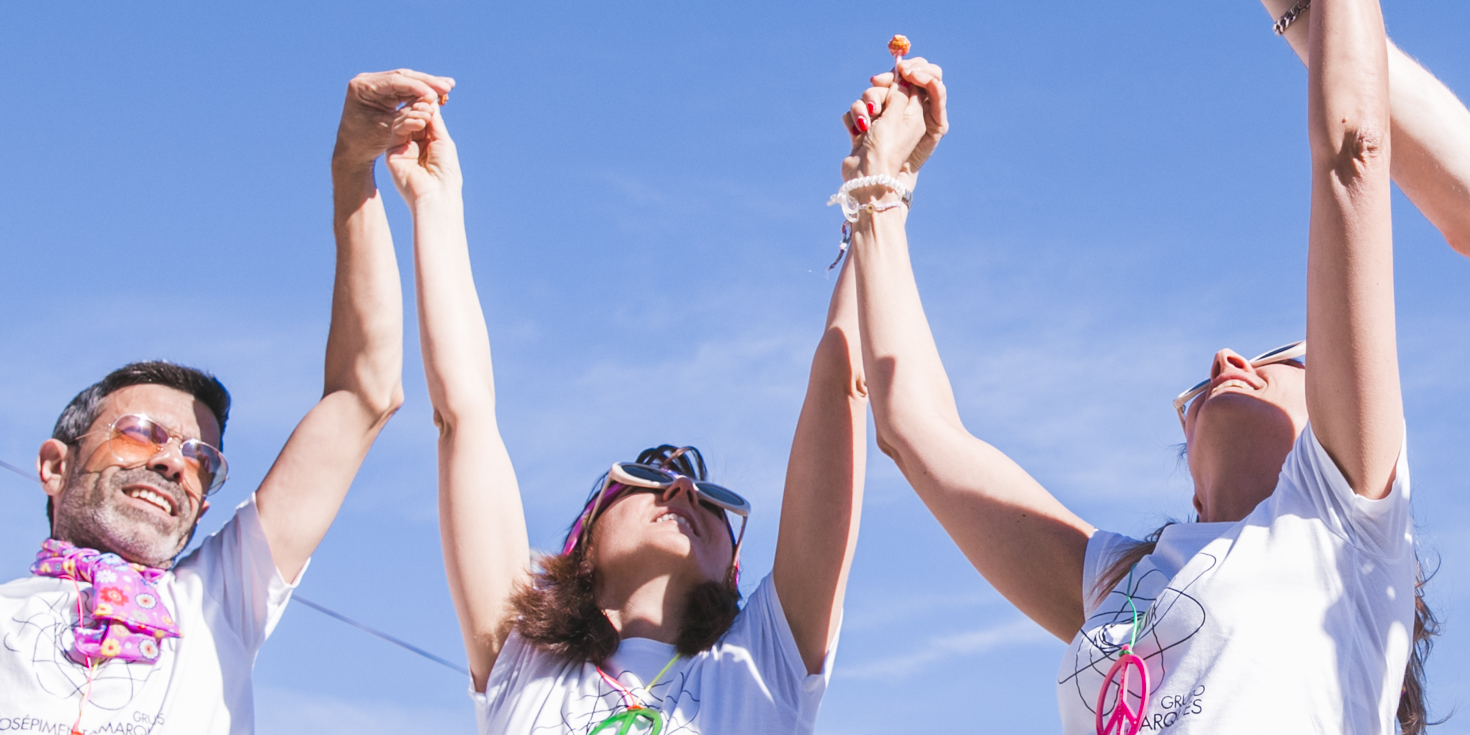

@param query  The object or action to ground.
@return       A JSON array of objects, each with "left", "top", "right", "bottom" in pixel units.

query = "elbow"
[
  {"left": 1312, "top": 122, "right": 1390, "bottom": 186},
  {"left": 377, "top": 385, "right": 406, "bottom": 423},
  {"left": 811, "top": 329, "right": 869, "bottom": 404},
  {"left": 873, "top": 425, "right": 906, "bottom": 465},
  {"left": 361, "top": 381, "right": 405, "bottom": 425},
  {"left": 328, "top": 379, "right": 404, "bottom": 428},
  {"left": 431, "top": 394, "right": 497, "bottom": 439},
  {"left": 871, "top": 410, "right": 921, "bottom": 467},
  {"left": 328, "top": 356, "right": 405, "bottom": 424},
  {"left": 870, "top": 399, "right": 968, "bottom": 471}
]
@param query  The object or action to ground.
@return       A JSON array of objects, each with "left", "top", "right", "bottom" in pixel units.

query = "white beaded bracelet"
[{"left": 826, "top": 174, "right": 913, "bottom": 223}]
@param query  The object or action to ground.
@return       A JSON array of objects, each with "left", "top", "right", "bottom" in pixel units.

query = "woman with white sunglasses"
[
  {"left": 842, "top": 1, "right": 1462, "bottom": 732},
  {"left": 384, "top": 93, "right": 868, "bottom": 733}
]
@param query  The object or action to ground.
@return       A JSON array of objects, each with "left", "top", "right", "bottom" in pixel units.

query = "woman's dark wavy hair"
[
  {"left": 1092, "top": 524, "right": 1442, "bottom": 735},
  {"left": 508, "top": 445, "right": 742, "bottom": 665}
]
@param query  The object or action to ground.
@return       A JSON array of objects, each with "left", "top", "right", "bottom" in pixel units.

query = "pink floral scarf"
[{"left": 31, "top": 539, "right": 181, "bottom": 663}]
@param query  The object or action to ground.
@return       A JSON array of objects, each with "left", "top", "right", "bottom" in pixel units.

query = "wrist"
[
  {"left": 855, "top": 159, "right": 902, "bottom": 182},
  {"left": 828, "top": 174, "right": 913, "bottom": 223},
  {"left": 849, "top": 185, "right": 901, "bottom": 206},
  {"left": 331, "top": 153, "right": 377, "bottom": 180},
  {"left": 405, "top": 185, "right": 464, "bottom": 210},
  {"left": 331, "top": 138, "right": 381, "bottom": 175},
  {"left": 1272, "top": 0, "right": 1309, "bottom": 36}
]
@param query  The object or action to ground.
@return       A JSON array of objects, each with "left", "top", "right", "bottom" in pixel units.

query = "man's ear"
[
  {"left": 197, "top": 499, "right": 210, "bottom": 521},
  {"left": 38, "top": 439, "right": 71, "bottom": 501}
]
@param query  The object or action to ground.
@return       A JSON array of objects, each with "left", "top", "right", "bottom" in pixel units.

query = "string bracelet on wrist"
[
  {"left": 1273, "top": 0, "right": 1309, "bottom": 35},
  {"left": 826, "top": 174, "right": 913, "bottom": 223},
  {"left": 825, "top": 175, "right": 912, "bottom": 272}
]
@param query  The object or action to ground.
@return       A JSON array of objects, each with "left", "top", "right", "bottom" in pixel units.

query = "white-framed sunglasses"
[
  {"left": 561, "top": 462, "right": 751, "bottom": 559},
  {"left": 1171, "top": 341, "right": 1306, "bottom": 425}
]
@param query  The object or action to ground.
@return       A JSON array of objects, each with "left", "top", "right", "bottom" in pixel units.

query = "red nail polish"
[
  {"left": 865, "top": 101, "right": 875, "bottom": 115},
  {"left": 856, "top": 116, "right": 869, "bottom": 132}
]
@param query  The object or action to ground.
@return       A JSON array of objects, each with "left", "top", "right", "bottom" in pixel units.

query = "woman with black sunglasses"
[
  {"left": 385, "top": 94, "right": 868, "bottom": 733},
  {"left": 842, "top": 1, "right": 1458, "bottom": 733}
]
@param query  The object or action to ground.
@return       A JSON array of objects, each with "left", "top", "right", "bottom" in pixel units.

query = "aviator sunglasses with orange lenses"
[
  {"left": 1170, "top": 341, "right": 1306, "bottom": 426},
  {"left": 76, "top": 414, "right": 229, "bottom": 495}
]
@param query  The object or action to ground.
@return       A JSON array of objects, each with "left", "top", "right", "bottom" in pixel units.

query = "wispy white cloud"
[{"left": 838, "top": 617, "right": 1053, "bottom": 680}]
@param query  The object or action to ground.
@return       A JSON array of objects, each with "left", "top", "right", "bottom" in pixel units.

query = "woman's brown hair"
[
  {"left": 1090, "top": 524, "right": 1441, "bottom": 735},
  {"left": 508, "top": 445, "right": 742, "bottom": 665}
]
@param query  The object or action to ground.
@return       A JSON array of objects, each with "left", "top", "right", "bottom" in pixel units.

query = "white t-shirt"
[
  {"left": 1057, "top": 425, "right": 1414, "bottom": 734},
  {"left": 475, "top": 573, "right": 835, "bottom": 735},
  {"left": 0, "top": 495, "right": 298, "bottom": 735}
]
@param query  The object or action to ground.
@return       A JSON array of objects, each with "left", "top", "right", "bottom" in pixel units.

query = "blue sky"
[{"left": 2, "top": 1, "right": 1468, "bottom": 732}]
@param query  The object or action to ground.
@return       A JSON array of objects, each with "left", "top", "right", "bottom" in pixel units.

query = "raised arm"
[
  {"left": 771, "top": 252, "right": 868, "bottom": 675},
  {"left": 254, "top": 71, "right": 450, "bottom": 581},
  {"left": 845, "top": 61, "right": 1094, "bottom": 639},
  {"left": 1303, "top": 0, "right": 1403, "bottom": 498},
  {"left": 385, "top": 98, "right": 529, "bottom": 691},
  {"left": 1262, "top": 0, "right": 1470, "bottom": 254}
]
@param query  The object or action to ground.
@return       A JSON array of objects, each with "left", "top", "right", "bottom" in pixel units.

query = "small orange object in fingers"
[
  {"left": 439, "top": 93, "right": 449, "bottom": 105},
  {"left": 888, "top": 34, "right": 911, "bottom": 57}
]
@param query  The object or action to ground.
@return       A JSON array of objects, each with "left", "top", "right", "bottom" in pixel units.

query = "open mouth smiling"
[
  {"left": 123, "top": 485, "right": 177, "bottom": 516},
  {"left": 653, "top": 508, "right": 699, "bottom": 537}
]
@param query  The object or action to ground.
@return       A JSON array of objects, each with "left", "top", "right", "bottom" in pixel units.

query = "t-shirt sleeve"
[
  {"left": 720, "top": 573, "right": 836, "bottom": 711},
  {"left": 1274, "top": 423, "right": 1411, "bottom": 558},
  {"left": 478, "top": 628, "right": 536, "bottom": 705},
  {"left": 1081, "top": 530, "right": 1140, "bottom": 615},
  {"left": 174, "top": 493, "right": 302, "bottom": 651}
]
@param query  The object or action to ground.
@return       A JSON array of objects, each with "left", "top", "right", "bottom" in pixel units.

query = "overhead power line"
[
  {"left": 292, "top": 595, "right": 468, "bottom": 676},
  {"left": 0, "top": 459, "right": 33, "bottom": 482}
]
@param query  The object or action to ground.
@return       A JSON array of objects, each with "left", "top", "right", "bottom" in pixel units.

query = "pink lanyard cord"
[
  {"left": 66, "top": 575, "right": 98, "bottom": 735},
  {"left": 593, "top": 652, "right": 682, "bottom": 730},
  {"left": 1095, "top": 565, "right": 1150, "bottom": 735}
]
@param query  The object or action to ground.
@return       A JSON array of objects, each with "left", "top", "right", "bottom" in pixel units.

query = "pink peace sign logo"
[{"left": 1094, "top": 645, "right": 1149, "bottom": 735}]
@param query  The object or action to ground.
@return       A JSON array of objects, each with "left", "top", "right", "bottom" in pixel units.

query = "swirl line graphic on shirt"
[
  {"left": 4, "top": 590, "right": 171, "bottom": 710},
  {"left": 538, "top": 668, "right": 703, "bottom": 735},
  {"left": 1059, "top": 553, "right": 1217, "bottom": 721}
]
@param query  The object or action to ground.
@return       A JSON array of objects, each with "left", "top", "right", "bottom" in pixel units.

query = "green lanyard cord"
[
  {"left": 644, "top": 653, "right": 680, "bottom": 695},
  {"left": 1124, "top": 564, "right": 1142, "bottom": 651},
  {"left": 591, "top": 653, "right": 683, "bottom": 735}
]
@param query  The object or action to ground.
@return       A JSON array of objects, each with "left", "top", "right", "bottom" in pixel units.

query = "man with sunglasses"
[{"left": 0, "top": 69, "right": 452, "bottom": 735}]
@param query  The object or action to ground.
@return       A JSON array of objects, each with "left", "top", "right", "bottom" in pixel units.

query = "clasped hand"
[
  {"left": 333, "top": 69, "right": 460, "bottom": 205},
  {"left": 841, "top": 58, "right": 949, "bottom": 195}
]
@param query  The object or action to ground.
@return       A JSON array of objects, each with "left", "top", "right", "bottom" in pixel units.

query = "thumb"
[
  {"left": 385, "top": 139, "right": 418, "bottom": 166},
  {"left": 879, "top": 79, "right": 913, "bottom": 123},
  {"left": 426, "top": 103, "right": 454, "bottom": 145}
]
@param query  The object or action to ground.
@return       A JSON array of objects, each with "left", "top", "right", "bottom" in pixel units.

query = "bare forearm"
[
  {"left": 328, "top": 160, "right": 405, "bottom": 417},
  {"left": 1386, "top": 45, "right": 1470, "bottom": 254},
  {"left": 1263, "top": 0, "right": 1470, "bottom": 253},
  {"left": 411, "top": 191, "right": 497, "bottom": 422},
  {"left": 773, "top": 255, "right": 868, "bottom": 673},
  {"left": 1305, "top": 0, "right": 1403, "bottom": 497},
  {"left": 850, "top": 209, "right": 967, "bottom": 458}
]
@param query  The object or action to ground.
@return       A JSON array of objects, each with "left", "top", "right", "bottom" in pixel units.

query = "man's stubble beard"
[{"left": 51, "top": 466, "right": 199, "bottom": 569}]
